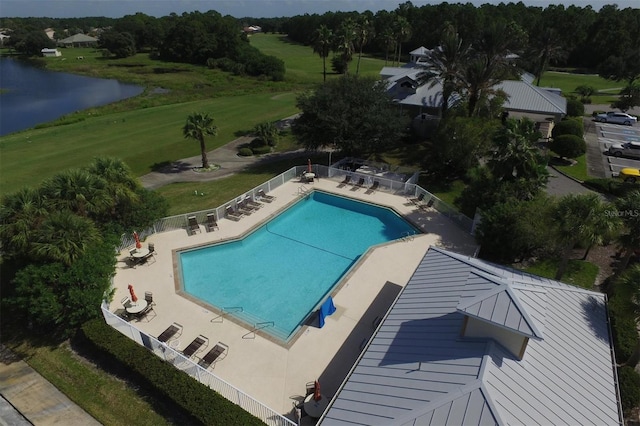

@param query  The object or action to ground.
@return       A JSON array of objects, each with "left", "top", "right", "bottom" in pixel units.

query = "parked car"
[
  {"left": 608, "top": 142, "right": 640, "bottom": 158},
  {"left": 618, "top": 167, "right": 640, "bottom": 183},
  {"left": 595, "top": 111, "right": 637, "bottom": 125}
]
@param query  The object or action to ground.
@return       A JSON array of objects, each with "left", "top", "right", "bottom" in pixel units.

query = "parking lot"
[{"left": 595, "top": 121, "right": 640, "bottom": 178}]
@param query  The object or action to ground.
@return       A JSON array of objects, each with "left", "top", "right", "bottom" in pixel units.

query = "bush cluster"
[
  {"left": 566, "top": 98, "right": 585, "bottom": 117},
  {"left": 80, "top": 319, "right": 266, "bottom": 426},
  {"left": 584, "top": 179, "right": 639, "bottom": 197},
  {"left": 551, "top": 118, "right": 584, "bottom": 139},
  {"left": 549, "top": 134, "right": 586, "bottom": 159}
]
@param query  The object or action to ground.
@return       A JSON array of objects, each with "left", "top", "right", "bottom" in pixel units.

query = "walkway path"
[{"left": 0, "top": 345, "right": 100, "bottom": 426}]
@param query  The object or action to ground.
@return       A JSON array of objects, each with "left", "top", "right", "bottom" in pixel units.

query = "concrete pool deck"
[{"left": 110, "top": 178, "right": 478, "bottom": 420}]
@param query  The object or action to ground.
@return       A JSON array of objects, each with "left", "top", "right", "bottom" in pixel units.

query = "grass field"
[
  {"left": 538, "top": 71, "right": 621, "bottom": 104},
  {"left": 248, "top": 33, "right": 388, "bottom": 83},
  {"left": 0, "top": 92, "right": 299, "bottom": 196}
]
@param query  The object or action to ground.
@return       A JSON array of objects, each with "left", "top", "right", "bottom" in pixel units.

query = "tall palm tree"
[
  {"left": 459, "top": 56, "right": 504, "bottom": 117},
  {"left": 183, "top": 112, "right": 217, "bottom": 169},
  {"left": 615, "top": 190, "right": 640, "bottom": 271},
  {"left": 528, "top": 27, "right": 566, "bottom": 86},
  {"left": 392, "top": 16, "right": 411, "bottom": 66},
  {"left": 31, "top": 210, "right": 101, "bottom": 265},
  {"left": 379, "top": 26, "right": 395, "bottom": 66},
  {"left": 333, "top": 19, "right": 357, "bottom": 74},
  {"left": 312, "top": 25, "right": 333, "bottom": 82},
  {"left": 0, "top": 187, "right": 49, "bottom": 258},
  {"left": 418, "top": 24, "right": 470, "bottom": 117},
  {"left": 552, "top": 193, "right": 620, "bottom": 280},
  {"left": 462, "top": 21, "right": 524, "bottom": 117},
  {"left": 354, "top": 16, "right": 373, "bottom": 75},
  {"left": 42, "top": 169, "right": 111, "bottom": 218}
]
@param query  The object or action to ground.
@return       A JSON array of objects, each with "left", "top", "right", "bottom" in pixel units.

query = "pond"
[{"left": 0, "top": 57, "right": 144, "bottom": 136}]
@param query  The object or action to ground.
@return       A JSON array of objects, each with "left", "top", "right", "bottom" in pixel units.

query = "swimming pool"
[{"left": 179, "top": 191, "right": 418, "bottom": 343}]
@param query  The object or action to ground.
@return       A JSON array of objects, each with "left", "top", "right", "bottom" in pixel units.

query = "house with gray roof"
[
  {"left": 382, "top": 47, "right": 567, "bottom": 125},
  {"left": 58, "top": 33, "right": 98, "bottom": 47},
  {"left": 319, "top": 247, "right": 623, "bottom": 425}
]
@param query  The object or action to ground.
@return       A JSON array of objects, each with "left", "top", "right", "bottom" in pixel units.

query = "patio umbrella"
[
  {"left": 133, "top": 231, "right": 142, "bottom": 249},
  {"left": 128, "top": 284, "right": 138, "bottom": 302},
  {"left": 313, "top": 380, "right": 321, "bottom": 401},
  {"left": 307, "top": 158, "right": 312, "bottom": 174}
]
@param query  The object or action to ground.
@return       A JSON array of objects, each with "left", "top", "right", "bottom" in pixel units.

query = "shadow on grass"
[
  {"left": 150, "top": 160, "right": 196, "bottom": 173},
  {"left": 69, "top": 334, "right": 201, "bottom": 425}
]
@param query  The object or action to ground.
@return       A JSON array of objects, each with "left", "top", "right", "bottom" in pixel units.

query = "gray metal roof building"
[
  {"left": 381, "top": 48, "right": 567, "bottom": 121},
  {"left": 320, "top": 247, "right": 622, "bottom": 426}
]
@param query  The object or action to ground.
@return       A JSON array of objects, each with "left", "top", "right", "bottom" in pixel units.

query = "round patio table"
[
  {"left": 303, "top": 393, "right": 329, "bottom": 418},
  {"left": 125, "top": 299, "right": 148, "bottom": 315}
]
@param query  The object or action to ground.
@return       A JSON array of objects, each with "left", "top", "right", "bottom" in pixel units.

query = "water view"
[{"left": 0, "top": 57, "right": 143, "bottom": 136}]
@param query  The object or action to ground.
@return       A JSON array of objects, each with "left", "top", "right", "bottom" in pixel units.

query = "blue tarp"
[{"left": 318, "top": 296, "right": 336, "bottom": 328}]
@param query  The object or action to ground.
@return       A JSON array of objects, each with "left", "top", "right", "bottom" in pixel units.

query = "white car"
[
  {"left": 609, "top": 142, "right": 640, "bottom": 159},
  {"left": 595, "top": 111, "right": 637, "bottom": 125}
]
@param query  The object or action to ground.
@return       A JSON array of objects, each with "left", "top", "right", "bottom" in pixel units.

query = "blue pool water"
[{"left": 179, "top": 191, "right": 417, "bottom": 342}]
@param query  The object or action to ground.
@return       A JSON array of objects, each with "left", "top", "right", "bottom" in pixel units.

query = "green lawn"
[
  {"left": 249, "top": 33, "right": 388, "bottom": 84},
  {"left": 522, "top": 258, "right": 599, "bottom": 289},
  {"left": 0, "top": 92, "right": 299, "bottom": 196},
  {"left": 552, "top": 154, "right": 589, "bottom": 181},
  {"left": 9, "top": 338, "right": 172, "bottom": 426},
  {"left": 538, "top": 71, "right": 621, "bottom": 105}
]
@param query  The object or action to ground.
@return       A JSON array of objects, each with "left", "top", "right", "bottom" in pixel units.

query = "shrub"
[
  {"left": 80, "top": 319, "right": 265, "bottom": 426},
  {"left": 549, "top": 134, "right": 586, "bottom": 159},
  {"left": 566, "top": 99, "right": 585, "bottom": 117},
  {"left": 618, "top": 366, "right": 640, "bottom": 414},
  {"left": 251, "top": 145, "right": 272, "bottom": 155},
  {"left": 238, "top": 147, "right": 253, "bottom": 156},
  {"left": 584, "top": 178, "right": 639, "bottom": 197},
  {"left": 551, "top": 118, "right": 584, "bottom": 138}
]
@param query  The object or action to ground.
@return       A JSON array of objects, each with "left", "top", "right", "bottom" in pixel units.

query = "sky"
[{"left": 0, "top": 0, "right": 638, "bottom": 19}]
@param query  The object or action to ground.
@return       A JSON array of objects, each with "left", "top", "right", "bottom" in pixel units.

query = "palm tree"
[
  {"left": 459, "top": 56, "right": 504, "bottom": 117},
  {"left": 31, "top": 210, "right": 101, "bottom": 265},
  {"left": 254, "top": 121, "right": 279, "bottom": 147},
  {"left": 418, "top": 24, "right": 470, "bottom": 117},
  {"left": 354, "top": 16, "right": 373, "bottom": 75},
  {"left": 42, "top": 169, "right": 111, "bottom": 218},
  {"left": 392, "top": 16, "right": 411, "bottom": 66},
  {"left": 615, "top": 264, "right": 640, "bottom": 367},
  {"left": 528, "top": 27, "right": 566, "bottom": 86},
  {"left": 378, "top": 27, "right": 395, "bottom": 66},
  {"left": 552, "top": 193, "right": 620, "bottom": 280},
  {"left": 312, "top": 25, "right": 333, "bottom": 82},
  {"left": 488, "top": 118, "right": 547, "bottom": 184},
  {"left": 87, "top": 156, "right": 140, "bottom": 217},
  {"left": 0, "top": 187, "right": 49, "bottom": 258},
  {"left": 615, "top": 190, "right": 640, "bottom": 271},
  {"left": 462, "top": 21, "right": 524, "bottom": 117},
  {"left": 333, "top": 19, "right": 356, "bottom": 74},
  {"left": 183, "top": 112, "right": 217, "bottom": 169}
]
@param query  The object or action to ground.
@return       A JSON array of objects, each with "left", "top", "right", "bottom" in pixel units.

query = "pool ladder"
[
  {"left": 401, "top": 231, "right": 416, "bottom": 241},
  {"left": 243, "top": 321, "right": 274, "bottom": 339},
  {"left": 211, "top": 306, "right": 243, "bottom": 323},
  {"left": 298, "top": 186, "right": 310, "bottom": 196}
]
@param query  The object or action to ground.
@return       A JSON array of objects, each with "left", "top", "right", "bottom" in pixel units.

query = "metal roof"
[
  {"left": 320, "top": 247, "right": 621, "bottom": 426},
  {"left": 381, "top": 64, "right": 567, "bottom": 116}
]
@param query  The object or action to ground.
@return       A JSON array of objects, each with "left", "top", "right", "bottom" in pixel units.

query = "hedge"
[
  {"left": 549, "top": 134, "right": 586, "bottom": 159},
  {"left": 80, "top": 319, "right": 266, "bottom": 426},
  {"left": 566, "top": 99, "right": 585, "bottom": 117},
  {"left": 607, "top": 284, "right": 639, "bottom": 363},
  {"left": 618, "top": 366, "right": 640, "bottom": 414},
  {"left": 551, "top": 118, "right": 584, "bottom": 138},
  {"left": 584, "top": 178, "right": 639, "bottom": 197}
]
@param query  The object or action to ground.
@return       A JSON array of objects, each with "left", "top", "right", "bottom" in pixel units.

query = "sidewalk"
[{"left": 0, "top": 345, "right": 100, "bottom": 426}]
